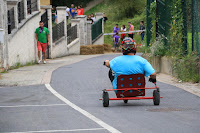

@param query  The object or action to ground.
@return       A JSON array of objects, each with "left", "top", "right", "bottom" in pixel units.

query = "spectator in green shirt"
[{"left": 35, "top": 21, "right": 50, "bottom": 64}]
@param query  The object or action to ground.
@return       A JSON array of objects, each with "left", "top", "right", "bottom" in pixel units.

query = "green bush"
[
  {"left": 173, "top": 55, "right": 199, "bottom": 83},
  {"left": 150, "top": 36, "right": 166, "bottom": 57}
]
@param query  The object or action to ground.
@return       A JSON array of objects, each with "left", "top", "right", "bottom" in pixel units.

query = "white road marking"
[
  {"left": 45, "top": 84, "right": 121, "bottom": 133},
  {"left": 5, "top": 128, "right": 105, "bottom": 133},
  {"left": 0, "top": 104, "right": 67, "bottom": 108}
]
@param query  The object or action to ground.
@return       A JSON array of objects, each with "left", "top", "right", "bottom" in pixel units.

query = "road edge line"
[{"left": 45, "top": 84, "right": 121, "bottom": 133}]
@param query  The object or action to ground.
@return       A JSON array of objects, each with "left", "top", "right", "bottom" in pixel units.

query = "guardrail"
[
  {"left": 7, "top": 7, "right": 15, "bottom": 34},
  {"left": 67, "top": 25, "right": 78, "bottom": 44},
  {"left": 91, "top": 18, "right": 103, "bottom": 41},
  {"left": 18, "top": 1, "right": 25, "bottom": 23},
  {"left": 52, "top": 21, "right": 65, "bottom": 42},
  {"left": 27, "top": 0, "right": 38, "bottom": 14}
]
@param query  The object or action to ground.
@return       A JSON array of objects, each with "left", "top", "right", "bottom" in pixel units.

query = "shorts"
[
  {"left": 37, "top": 41, "right": 47, "bottom": 53},
  {"left": 114, "top": 43, "right": 119, "bottom": 49}
]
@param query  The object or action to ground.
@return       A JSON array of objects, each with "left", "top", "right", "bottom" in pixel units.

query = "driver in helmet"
[{"left": 104, "top": 37, "right": 156, "bottom": 90}]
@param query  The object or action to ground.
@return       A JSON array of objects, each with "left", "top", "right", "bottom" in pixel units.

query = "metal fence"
[
  {"left": 7, "top": 7, "right": 15, "bottom": 34},
  {"left": 91, "top": 18, "right": 103, "bottom": 41},
  {"left": 146, "top": 0, "right": 200, "bottom": 55},
  {"left": 52, "top": 21, "right": 65, "bottom": 42},
  {"left": 67, "top": 25, "right": 78, "bottom": 44},
  {"left": 67, "top": 23, "right": 71, "bottom": 30},
  {"left": 18, "top": 1, "right": 25, "bottom": 23},
  {"left": 41, "top": 10, "right": 48, "bottom": 28},
  {"left": 27, "top": 0, "right": 38, "bottom": 14}
]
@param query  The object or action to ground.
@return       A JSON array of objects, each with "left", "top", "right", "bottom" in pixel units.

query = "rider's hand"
[
  {"left": 104, "top": 60, "right": 110, "bottom": 68},
  {"left": 149, "top": 78, "right": 156, "bottom": 83}
]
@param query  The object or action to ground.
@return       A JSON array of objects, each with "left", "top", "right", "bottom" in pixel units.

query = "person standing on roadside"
[
  {"left": 77, "top": 6, "right": 82, "bottom": 16},
  {"left": 35, "top": 21, "right": 50, "bottom": 64},
  {"left": 87, "top": 15, "right": 94, "bottom": 24},
  {"left": 128, "top": 22, "right": 134, "bottom": 39},
  {"left": 112, "top": 24, "right": 119, "bottom": 37},
  {"left": 80, "top": 5, "right": 84, "bottom": 15},
  {"left": 66, "top": 7, "right": 70, "bottom": 23},
  {"left": 103, "top": 13, "right": 108, "bottom": 24},
  {"left": 112, "top": 24, "right": 120, "bottom": 45},
  {"left": 120, "top": 25, "right": 126, "bottom": 40},
  {"left": 140, "top": 21, "right": 145, "bottom": 44},
  {"left": 114, "top": 33, "right": 120, "bottom": 52},
  {"left": 91, "top": 13, "right": 96, "bottom": 22},
  {"left": 51, "top": 7, "right": 56, "bottom": 23},
  {"left": 69, "top": 4, "right": 76, "bottom": 19}
]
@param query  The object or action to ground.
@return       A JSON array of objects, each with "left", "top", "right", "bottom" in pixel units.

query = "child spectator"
[
  {"left": 121, "top": 25, "right": 126, "bottom": 40},
  {"left": 75, "top": 6, "right": 78, "bottom": 17},
  {"left": 66, "top": 7, "right": 70, "bottom": 22},
  {"left": 87, "top": 15, "right": 94, "bottom": 24},
  {"left": 91, "top": 13, "right": 96, "bottom": 22},
  {"left": 114, "top": 33, "right": 120, "bottom": 52},
  {"left": 103, "top": 13, "right": 108, "bottom": 24}
]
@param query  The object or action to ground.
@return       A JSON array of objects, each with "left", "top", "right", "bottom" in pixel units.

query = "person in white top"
[
  {"left": 66, "top": 7, "right": 70, "bottom": 21},
  {"left": 91, "top": 13, "right": 96, "bottom": 22},
  {"left": 121, "top": 25, "right": 126, "bottom": 40}
]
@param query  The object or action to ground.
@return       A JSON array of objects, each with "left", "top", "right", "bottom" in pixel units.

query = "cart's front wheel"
[
  {"left": 103, "top": 92, "right": 109, "bottom": 107},
  {"left": 124, "top": 100, "right": 128, "bottom": 104},
  {"left": 153, "top": 90, "right": 160, "bottom": 105}
]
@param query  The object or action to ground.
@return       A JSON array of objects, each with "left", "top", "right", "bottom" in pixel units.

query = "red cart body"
[{"left": 100, "top": 74, "right": 162, "bottom": 107}]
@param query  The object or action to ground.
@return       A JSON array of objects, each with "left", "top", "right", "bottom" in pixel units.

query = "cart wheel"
[
  {"left": 124, "top": 100, "right": 128, "bottom": 104},
  {"left": 103, "top": 92, "right": 109, "bottom": 107},
  {"left": 153, "top": 90, "right": 160, "bottom": 105}
]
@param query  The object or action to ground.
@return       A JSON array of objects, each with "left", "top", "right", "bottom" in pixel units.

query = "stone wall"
[{"left": 142, "top": 54, "right": 173, "bottom": 75}]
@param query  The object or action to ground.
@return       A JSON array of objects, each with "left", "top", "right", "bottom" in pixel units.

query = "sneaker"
[
  {"left": 38, "top": 60, "right": 41, "bottom": 64},
  {"left": 43, "top": 60, "right": 46, "bottom": 64}
]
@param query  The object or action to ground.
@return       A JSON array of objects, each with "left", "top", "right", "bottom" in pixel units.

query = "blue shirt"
[
  {"left": 110, "top": 55, "right": 155, "bottom": 89},
  {"left": 113, "top": 27, "right": 119, "bottom": 37},
  {"left": 114, "top": 35, "right": 120, "bottom": 43},
  {"left": 70, "top": 8, "right": 76, "bottom": 17}
]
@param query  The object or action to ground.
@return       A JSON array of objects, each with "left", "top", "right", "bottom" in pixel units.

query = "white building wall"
[{"left": 7, "top": 13, "right": 40, "bottom": 66}]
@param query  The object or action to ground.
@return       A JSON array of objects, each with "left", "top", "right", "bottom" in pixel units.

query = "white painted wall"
[
  {"left": 68, "top": 38, "right": 80, "bottom": 55},
  {"left": 7, "top": 13, "right": 40, "bottom": 66},
  {"left": 51, "top": 37, "right": 69, "bottom": 58},
  {"left": 51, "top": 37, "right": 80, "bottom": 58}
]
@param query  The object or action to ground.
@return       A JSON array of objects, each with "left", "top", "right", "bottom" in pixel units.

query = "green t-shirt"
[{"left": 35, "top": 27, "right": 49, "bottom": 43}]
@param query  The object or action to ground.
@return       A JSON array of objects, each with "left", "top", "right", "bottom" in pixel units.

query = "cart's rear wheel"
[
  {"left": 153, "top": 90, "right": 160, "bottom": 105},
  {"left": 124, "top": 100, "right": 128, "bottom": 104},
  {"left": 103, "top": 92, "right": 109, "bottom": 107}
]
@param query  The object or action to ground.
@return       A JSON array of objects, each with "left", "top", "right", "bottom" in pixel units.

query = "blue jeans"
[{"left": 141, "top": 33, "right": 145, "bottom": 41}]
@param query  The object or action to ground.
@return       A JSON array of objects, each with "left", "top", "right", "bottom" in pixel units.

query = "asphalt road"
[{"left": 0, "top": 54, "right": 200, "bottom": 133}]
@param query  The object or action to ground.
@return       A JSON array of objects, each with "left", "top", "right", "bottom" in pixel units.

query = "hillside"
[{"left": 85, "top": 0, "right": 146, "bottom": 45}]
